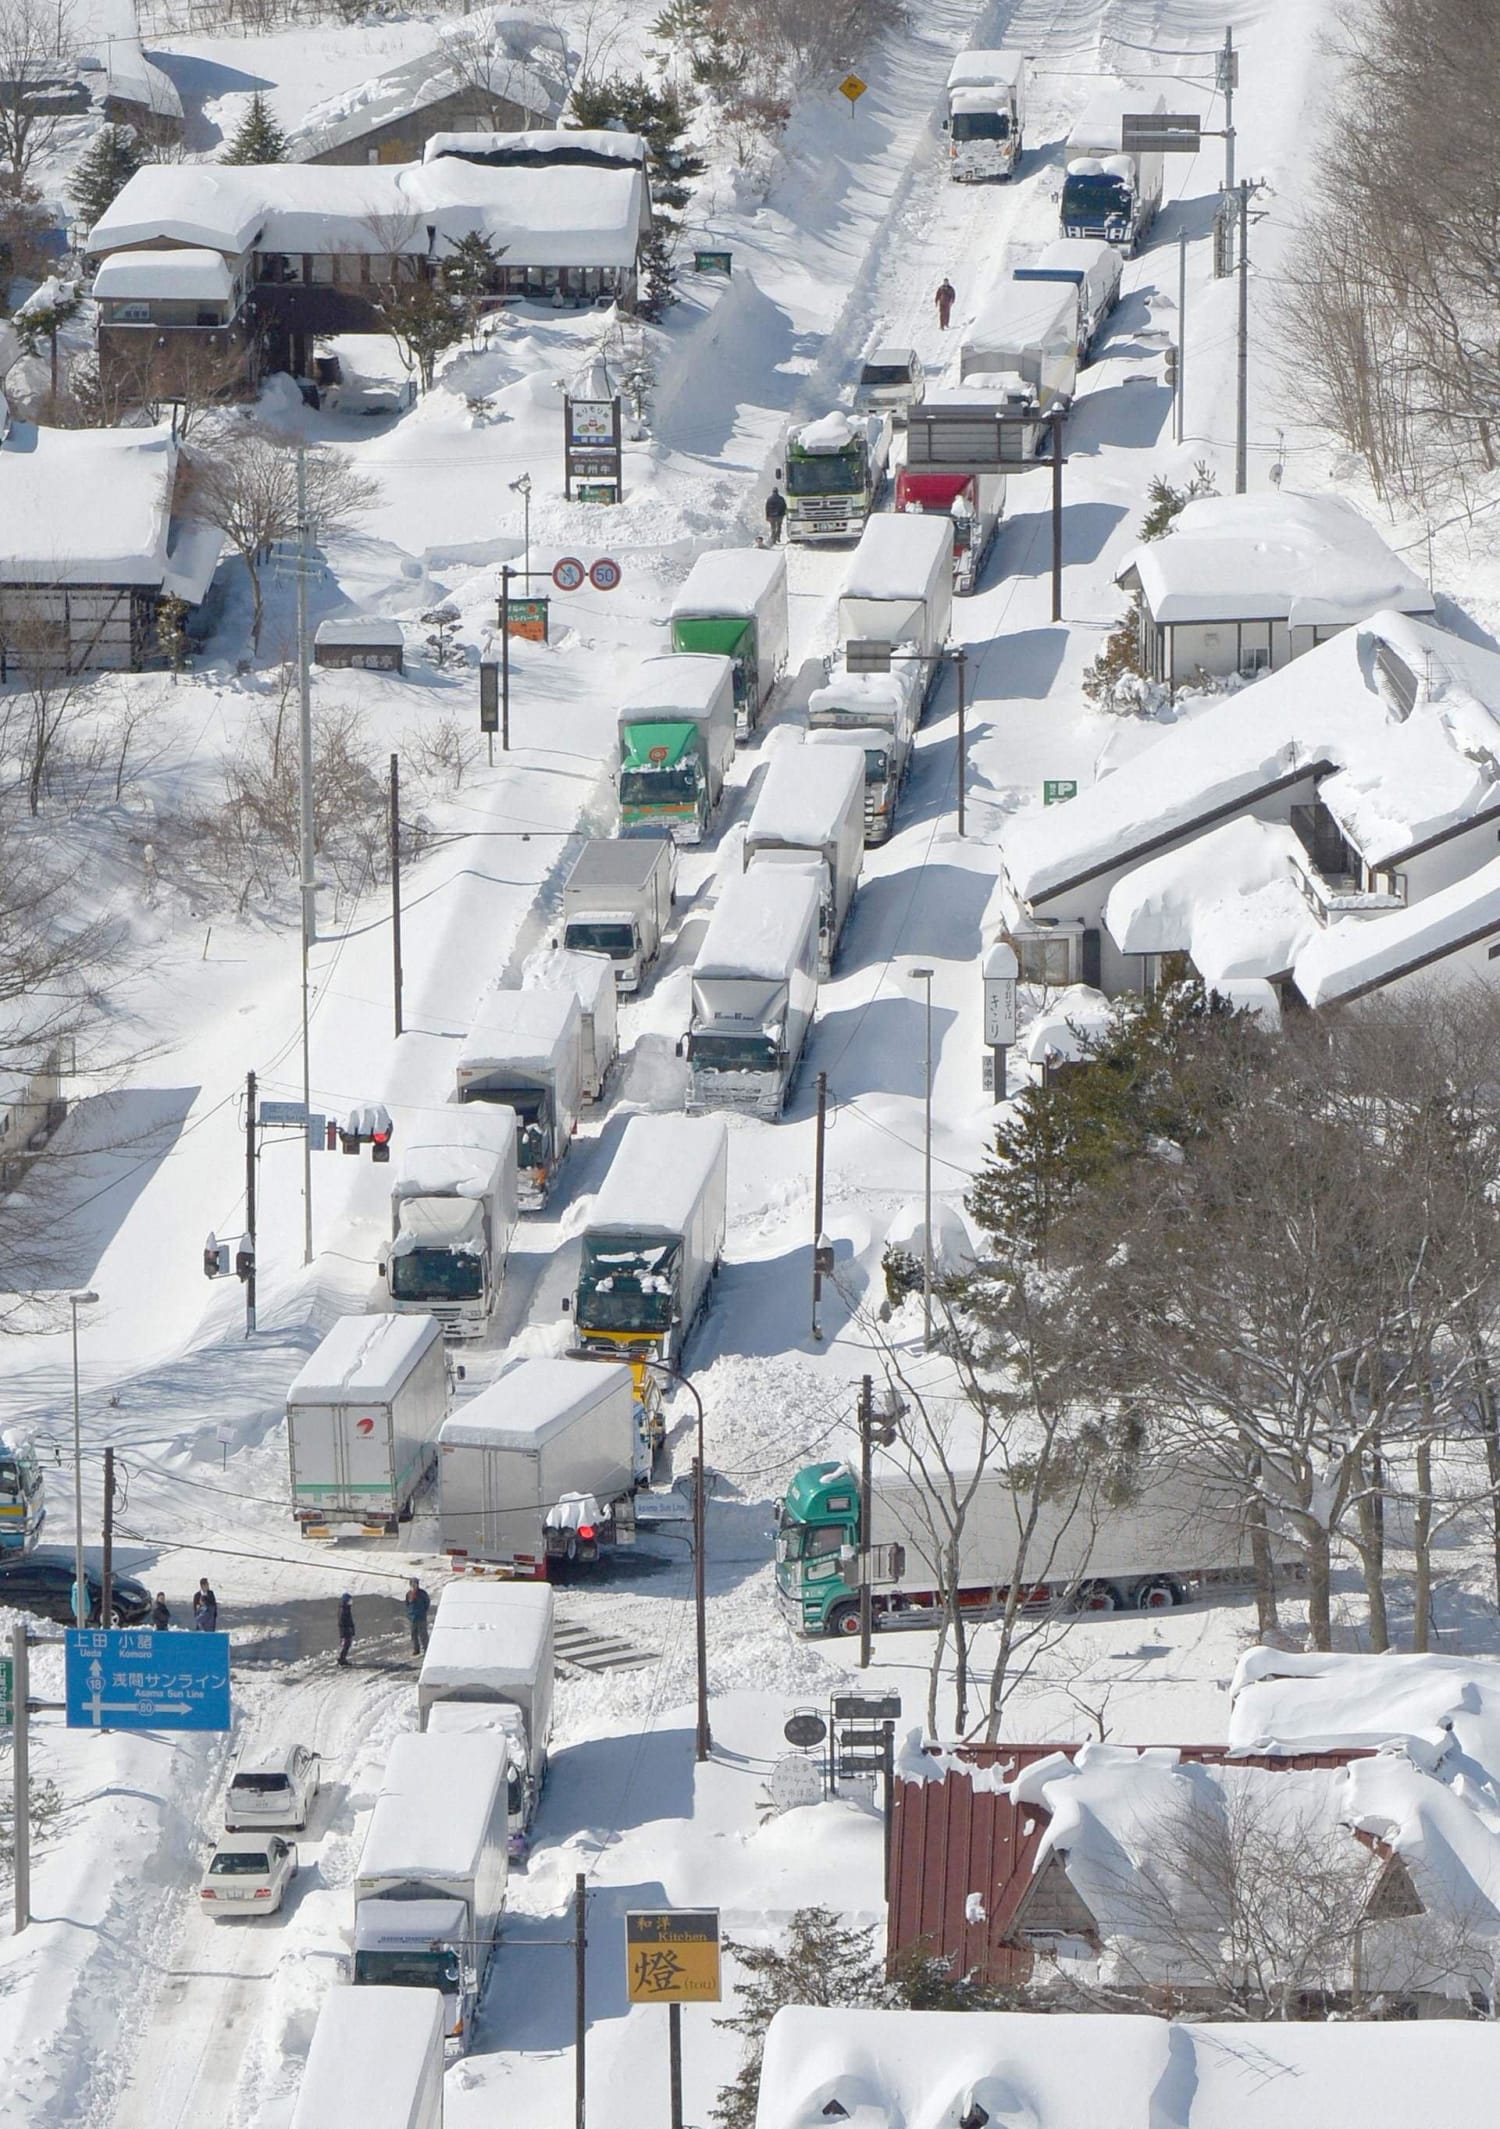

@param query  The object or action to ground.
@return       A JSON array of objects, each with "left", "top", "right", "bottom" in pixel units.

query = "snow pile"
[
  {"left": 790, "top": 410, "right": 857, "bottom": 453},
  {"left": 1019, "top": 985, "right": 1111, "bottom": 1066}
]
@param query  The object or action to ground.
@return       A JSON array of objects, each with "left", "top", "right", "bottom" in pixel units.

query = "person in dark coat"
[
  {"left": 404, "top": 1578, "right": 431, "bottom": 1657},
  {"left": 935, "top": 277, "right": 956, "bottom": 329},
  {"left": 192, "top": 1578, "right": 218, "bottom": 1632},
  {"left": 150, "top": 1592, "right": 172, "bottom": 1631},
  {"left": 764, "top": 485, "right": 787, "bottom": 544},
  {"left": 337, "top": 1592, "right": 355, "bottom": 1667}
]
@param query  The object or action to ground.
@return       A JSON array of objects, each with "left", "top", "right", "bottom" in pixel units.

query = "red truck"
[{"left": 894, "top": 469, "right": 1003, "bottom": 595}]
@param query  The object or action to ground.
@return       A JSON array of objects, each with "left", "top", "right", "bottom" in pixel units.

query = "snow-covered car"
[
  {"left": 224, "top": 1743, "right": 320, "bottom": 1832},
  {"left": 854, "top": 346, "right": 926, "bottom": 425},
  {"left": 198, "top": 1832, "right": 298, "bottom": 1916}
]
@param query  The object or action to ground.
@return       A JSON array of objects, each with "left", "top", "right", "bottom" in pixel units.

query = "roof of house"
[
  {"left": 1103, "top": 816, "right": 1313, "bottom": 984},
  {"left": 314, "top": 616, "right": 404, "bottom": 647},
  {"left": 1003, "top": 612, "right": 1500, "bottom": 904},
  {"left": 72, "top": 0, "right": 183, "bottom": 120},
  {"left": 92, "top": 247, "right": 233, "bottom": 301},
  {"left": 1293, "top": 849, "right": 1500, "bottom": 1005},
  {"left": 0, "top": 422, "right": 218, "bottom": 591},
  {"left": 293, "top": 10, "right": 566, "bottom": 160},
  {"left": 424, "top": 125, "right": 646, "bottom": 168},
  {"left": 1231, "top": 1646, "right": 1500, "bottom": 1770},
  {"left": 1118, "top": 492, "right": 1435, "bottom": 627}
]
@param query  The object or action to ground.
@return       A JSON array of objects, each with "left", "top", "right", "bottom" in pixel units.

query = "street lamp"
[
  {"left": 907, "top": 969, "right": 935, "bottom": 1349},
  {"left": 509, "top": 472, "right": 532, "bottom": 588},
  {"left": 68, "top": 1290, "right": 98, "bottom": 1627}
]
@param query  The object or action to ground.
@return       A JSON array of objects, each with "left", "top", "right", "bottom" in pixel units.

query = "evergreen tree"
[
  {"left": 221, "top": 92, "right": 290, "bottom": 165},
  {"left": 369, "top": 274, "right": 466, "bottom": 391},
  {"left": 441, "top": 230, "right": 506, "bottom": 335},
  {"left": 568, "top": 73, "right": 704, "bottom": 210},
  {"left": 69, "top": 125, "right": 145, "bottom": 233},
  {"left": 638, "top": 216, "right": 679, "bottom": 320},
  {"left": 712, "top": 1910, "right": 893, "bottom": 2129}
]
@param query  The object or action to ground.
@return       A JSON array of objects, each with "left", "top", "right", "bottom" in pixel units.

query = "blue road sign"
[{"left": 65, "top": 1629, "right": 231, "bottom": 1731}]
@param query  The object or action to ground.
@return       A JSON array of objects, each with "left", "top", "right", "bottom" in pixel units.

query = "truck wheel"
[
  {"left": 1075, "top": 1581, "right": 1120, "bottom": 1613},
  {"left": 826, "top": 1601, "right": 861, "bottom": 1638},
  {"left": 1133, "top": 1577, "right": 1181, "bottom": 1612}
]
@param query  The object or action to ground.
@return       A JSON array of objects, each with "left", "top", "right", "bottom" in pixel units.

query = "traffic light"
[
  {"left": 1164, "top": 344, "right": 1179, "bottom": 387},
  {"left": 339, "top": 1103, "right": 395, "bottom": 1159},
  {"left": 203, "top": 1232, "right": 232, "bottom": 1279},
  {"left": 234, "top": 1234, "right": 255, "bottom": 1282}
]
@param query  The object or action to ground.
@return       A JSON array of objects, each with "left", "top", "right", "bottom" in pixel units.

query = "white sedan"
[{"left": 198, "top": 1832, "right": 298, "bottom": 1917}]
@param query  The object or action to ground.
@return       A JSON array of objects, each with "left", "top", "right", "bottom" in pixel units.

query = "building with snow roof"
[
  {"left": 1117, "top": 491, "right": 1434, "bottom": 687},
  {"left": 1001, "top": 611, "right": 1500, "bottom": 1002},
  {"left": 0, "top": 420, "right": 221, "bottom": 674}
]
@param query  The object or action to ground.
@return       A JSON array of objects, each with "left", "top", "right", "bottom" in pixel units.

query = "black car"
[{"left": 0, "top": 1551, "right": 152, "bottom": 1627}]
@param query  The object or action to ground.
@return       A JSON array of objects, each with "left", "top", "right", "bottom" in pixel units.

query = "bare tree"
[{"left": 0, "top": 0, "right": 74, "bottom": 194}]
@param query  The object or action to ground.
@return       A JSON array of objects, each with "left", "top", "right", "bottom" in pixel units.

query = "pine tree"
[
  {"left": 69, "top": 125, "right": 145, "bottom": 233},
  {"left": 712, "top": 1910, "right": 892, "bottom": 2129},
  {"left": 221, "top": 92, "right": 289, "bottom": 165},
  {"left": 638, "top": 216, "right": 678, "bottom": 321}
]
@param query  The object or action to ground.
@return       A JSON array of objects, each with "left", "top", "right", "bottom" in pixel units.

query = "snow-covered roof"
[
  {"left": 1104, "top": 817, "right": 1313, "bottom": 984},
  {"left": 353, "top": 1895, "right": 466, "bottom": 1949},
  {"left": 315, "top": 616, "right": 404, "bottom": 647},
  {"left": 294, "top": 15, "right": 564, "bottom": 159},
  {"left": 840, "top": 512, "right": 950, "bottom": 602},
  {"left": 804, "top": 726, "right": 890, "bottom": 758},
  {"left": 863, "top": 343, "right": 918, "bottom": 369},
  {"left": 291, "top": 1987, "right": 442, "bottom": 2129},
  {"left": 695, "top": 867, "right": 820, "bottom": 982},
  {"left": 747, "top": 741, "right": 863, "bottom": 850},
  {"left": 287, "top": 1312, "right": 442, "bottom": 1404},
  {"left": 425, "top": 126, "right": 645, "bottom": 168},
  {"left": 1293, "top": 850, "right": 1500, "bottom": 1005},
  {"left": 668, "top": 547, "right": 785, "bottom": 622},
  {"left": 616, "top": 652, "right": 733, "bottom": 719},
  {"left": 421, "top": 1583, "right": 552, "bottom": 1691},
  {"left": 809, "top": 657, "right": 925, "bottom": 726},
  {"left": 439, "top": 1355, "right": 630, "bottom": 1451},
  {"left": 1065, "top": 79, "right": 1165, "bottom": 152},
  {"left": 0, "top": 422, "right": 178, "bottom": 586},
  {"left": 1230, "top": 1646, "right": 1500, "bottom": 1775},
  {"left": 433, "top": 1578, "right": 553, "bottom": 1633},
  {"left": 1019, "top": 984, "right": 1112, "bottom": 1065},
  {"left": 90, "top": 158, "right": 646, "bottom": 269},
  {"left": 1018, "top": 236, "right": 1120, "bottom": 287},
  {"left": 964, "top": 278, "right": 1078, "bottom": 359},
  {"left": 585, "top": 1113, "right": 727, "bottom": 1236},
  {"left": 92, "top": 247, "right": 232, "bottom": 302},
  {"left": 1119, "top": 492, "right": 1434, "bottom": 627},
  {"left": 458, "top": 985, "right": 580, "bottom": 1076},
  {"left": 1004, "top": 613, "right": 1500, "bottom": 904},
  {"left": 161, "top": 515, "right": 224, "bottom": 606},
  {"left": 356, "top": 1731, "right": 508, "bottom": 1879},
  {"left": 946, "top": 49, "right": 1026, "bottom": 90},
  {"left": 392, "top": 1142, "right": 508, "bottom": 1204},
  {"left": 73, "top": 0, "right": 182, "bottom": 121},
  {"left": 788, "top": 409, "right": 881, "bottom": 455}
]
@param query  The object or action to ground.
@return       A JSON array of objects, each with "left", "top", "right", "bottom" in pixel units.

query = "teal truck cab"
[{"left": 0, "top": 1432, "right": 44, "bottom": 1556}]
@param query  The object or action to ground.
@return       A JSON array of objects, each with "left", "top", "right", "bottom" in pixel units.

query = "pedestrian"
[
  {"left": 192, "top": 1577, "right": 218, "bottom": 1632},
  {"left": 763, "top": 484, "right": 787, "bottom": 545},
  {"left": 150, "top": 1591, "right": 172, "bottom": 1632},
  {"left": 935, "top": 277, "right": 956, "bottom": 330},
  {"left": 405, "top": 1577, "right": 431, "bottom": 1657},
  {"left": 337, "top": 1592, "right": 355, "bottom": 1667}
]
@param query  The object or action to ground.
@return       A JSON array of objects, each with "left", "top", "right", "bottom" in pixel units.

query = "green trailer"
[{"left": 668, "top": 548, "right": 789, "bottom": 735}]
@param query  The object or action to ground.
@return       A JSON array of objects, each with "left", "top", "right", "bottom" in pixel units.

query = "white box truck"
[
  {"left": 804, "top": 724, "right": 907, "bottom": 848},
  {"left": 572, "top": 1115, "right": 728, "bottom": 1374},
  {"left": 744, "top": 742, "right": 866, "bottom": 977},
  {"left": 291, "top": 1987, "right": 444, "bottom": 2129},
  {"left": 686, "top": 866, "right": 821, "bottom": 1118},
  {"left": 522, "top": 946, "right": 618, "bottom": 1105},
  {"left": 286, "top": 1313, "right": 447, "bottom": 1538},
  {"left": 439, "top": 1358, "right": 639, "bottom": 1574},
  {"left": 418, "top": 1581, "right": 554, "bottom": 1853},
  {"left": 617, "top": 653, "right": 738, "bottom": 845},
  {"left": 1060, "top": 83, "right": 1165, "bottom": 252},
  {"left": 352, "top": 1731, "right": 509, "bottom": 2048},
  {"left": 807, "top": 653, "right": 926, "bottom": 831},
  {"left": 1013, "top": 237, "right": 1122, "bottom": 360},
  {"left": 958, "top": 278, "right": 1080, "bottom": 454},
  {"left": 559, "top": 837, "right": 675, "bottom": 993},
  {"left": 383, "top": 1106, "right": 519, "bottom": 1342},
  {"left": 456, "top": 987, "right": 583, "bottom": 1210},
  {"left": 944, "top": 50, "right": 1026, "bottom": 180},
  {"left": 669, "top": 548, "right": 789, "bottom": 735},
  {"left": 837, "top": 513, "right": 953, "bottom": 688}
]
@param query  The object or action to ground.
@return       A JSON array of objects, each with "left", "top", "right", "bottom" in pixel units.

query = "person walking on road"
[
  {"left": 337, "top": 1592, "right": 355, "bottom": 1667},
  {"left": 405, "top": 1578, "right": 431, "bottom": 1658},
  {"left": 763, "top": 484, "right": 787, "bottom": 545},
  {"left": 192, "top": 1577, "right": 218, "bottom": 1632},
  {"left": 150, "top": 1592, "right": 172, "bottom": 1631},
  {"left": 935, "top": 278, "right": 956, "bottom": 330}
]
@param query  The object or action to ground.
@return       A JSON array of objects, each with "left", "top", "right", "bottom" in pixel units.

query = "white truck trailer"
[
  {"left": 804, "top": 724, "right": 907, "bottom": 848},
  {"left": 383, "top": 1106, "right": 519, "bottom": 1341},
  {"left": 669, "top": 548, "right": 789, "bottom": 735},
  {"left": 1013, "top": 237, "right": 1122, "bottom": 360},
  {"left": 744, "top": 742, "right": 866, "bottom": 977},
  {"left": 686, "top": 866, "right": 821, "bottom": 1118},
  {"left": 352, "top": 1731, "right": 509, "bottom": 2048},
  {"left": 617, "top": 653, "right": 738, "bottom": 844},
  {"left": 456, "top": 987, "right": 583, "bottom": 1210},
  {"left": 418, "top": 1581, "right": 555, "bottom": 1853},
  {"left": 807, "top": 653, "right": 926, "bottom": 833},
  {"left": 836, "top": 512, "right": 953, "bottom": 689},
  {"left": 944, "top": 50, "right": 1027, "bottom": 180},
  {"left": 1060, "top": 83, "right": 1165, "bottom": 252},
  {"left": 438, "top": 1357, "right": 639, "bottom": 1574},
  {"left": 572, "top": 1115, "right": 728, "bottom": 1375},
  {"left": 958, "top": 279, "right": 1080, "bottom": 455},
  {"left": 559, "top": 836, "right": 675, "bottom": 994},
  {"left": 522, "top": 946, "right": 618, "bottom": 1104},
  {"left": 286, "top": 1313, "right": 448, "bottom": 1538},
  {"left": 291, "top": 1987, "right": 445, "bottom": 2129}
]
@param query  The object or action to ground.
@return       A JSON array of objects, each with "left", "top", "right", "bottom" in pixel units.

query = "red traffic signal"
[
  {"left": 204, "top": 1232, "right": 232, "bottom": 1279},
  {"left": 340, "top": 1103, "right": 395, "bottom": 1158}
]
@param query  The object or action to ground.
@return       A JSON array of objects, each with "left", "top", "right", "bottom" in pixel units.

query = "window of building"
[
  {"left": 1015, "top": 932, "right": 1073, "bottom": 986},
  {"left": 308, "top": 255, "right": 334, "bottom": 285}
]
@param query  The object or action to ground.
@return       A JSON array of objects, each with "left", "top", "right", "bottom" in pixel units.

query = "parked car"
[
  {"left": 225, "top": 1744, "right": 321, "bottom": 1832},
  {"left": 199, "top": 1832, "right": 298, "bottom": 1916},
  {"left": 0, "top": 1551, "right": 150, "bottom": 1626}
]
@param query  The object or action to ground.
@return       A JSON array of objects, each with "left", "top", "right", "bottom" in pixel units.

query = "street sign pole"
[
  {"left": 1051, "top": 408, "right": 1065, "bottom": 622},
  {"left": 65, "top": 1628, "right": 232, "bottom": 1731},
  {"left": 668, "top": 2003, "right": 683, "bottom": 2129},
  {"left": 12, "top": 1625, "right": 28, "bottom": 1935}
]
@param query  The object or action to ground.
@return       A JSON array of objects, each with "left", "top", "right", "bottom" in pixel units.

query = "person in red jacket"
[{"left": 935, "top": 278, "right": 956, "bottom": 329}]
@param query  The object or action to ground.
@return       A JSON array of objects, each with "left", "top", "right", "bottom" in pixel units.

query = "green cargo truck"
[
  {"left": 617, "top": 654, "right": 738, "bottom": 844},
  {"left": 668, "top": 548, "right": 789, "bottom": 735}
]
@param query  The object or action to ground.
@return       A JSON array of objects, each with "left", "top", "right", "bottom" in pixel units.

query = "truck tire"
[
  {"left": 1133, "top": 1576, "right": 1181, "bottom": 1612},
  {"left": 826, "top": 1600, "right": 861, "bottom": 1638},
  {"left": 1075, "top": 1581, "right": 1121, "bottom": 1613}
]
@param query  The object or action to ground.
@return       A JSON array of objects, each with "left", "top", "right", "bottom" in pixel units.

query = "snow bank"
[{"left": 1019, "top": 985, "right": 1111, "bottom": 1066}]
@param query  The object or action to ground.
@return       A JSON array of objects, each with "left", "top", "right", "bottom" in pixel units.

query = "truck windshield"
[
  {"left": 390, "top": 1248, "right": 484, "bottom": 1302},
  {"left": 1063, "top": 171, "right": 1131, "bottom": 223},
  {"left": 355, "top": 1948, "right": 462, "bottom": 1991},
  {"left": 860, "top": 365, "right": 911, "bottom": 388},
  {"left": 778, "top": 1522, "right": 848, "bottom": 1564},
  {"left": 952, "top": 109, "right": 1010, "bottom": 141},
  {"left": 786, "top": 451, "right": 861, "bottom": 497},
  {"left": 689, "top": 1030, "right": 779, "bottom": 1072},
  {"left": 564, "top": 919, "right": 636, "bottom": 959},
  {"left": 621, "top": 765, "right": 698, "bottom": 806},
  {"left": 0, "top": 1449, "right": 39, "bottom": 1502},
  {"left": 577, "top": 1236, "right": 682, "bottom": 1333}
]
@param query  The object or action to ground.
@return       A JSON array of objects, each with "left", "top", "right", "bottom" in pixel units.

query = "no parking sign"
[{"left": 552, "top": 557, "right": 585, "bottom": 591}]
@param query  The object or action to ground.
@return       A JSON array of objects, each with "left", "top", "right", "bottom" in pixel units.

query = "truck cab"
[
  {"left": 804, "top": 726, "right": 905, "bottom": 846},
  {"left": 774, "top": 1460, "right": 861, "bottom": 1636},
  {"left": 619, "top": 720, "right": 711, "bottom": 840},
  {"left": 781, "top": 411, "right": 892, "bottom": 544},
  {"left": 895, "top": 469, "right": 1003, "bottom": 595},
  {"left": 0, "top": 1432, "right": 44, "bottom": 1557}
]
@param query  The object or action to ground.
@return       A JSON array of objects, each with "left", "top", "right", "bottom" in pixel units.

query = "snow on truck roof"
[
  {"left": 585, "top": 1114, "right": 728, "bottom": 1236},
  {"left": 669, "top": 547, "right": 786, "bottom": 620},
  {"left": 459, "top": 985, "right": 581, "bottom": 1074},
  {"left": 946, "top": 48, "right": 1025, "bottom": 88},
  {"left": 440, "top": 1356, "right": 632, "bottom": 1450},
  {"left": 1065, "top": 78, "right": 1167, "bottom": 148},
  {"left": 435, "top": 1579, "right": 554, "bottom": 1631},
  {"left": 287, "top": 1312, "right": 442, "bottom": 1404},
  {"left": 392, "top": 1142, "right": 509, "bottom": 1203},
  {"left": 748, "top": 741, "right": 864, "bottom": 848},
  {"left": 840, "top": 511, "right": 952, "bottom": 600},
  {"left": 617, "top": 653, "right": 734, "bottom": 718},
  {"left": 291, "top": 1987, "right": 442, "bottom": 2129},
  {"left": 964, "top": 277, "right": 1079, "bottom": 356},
  {"left": 695, "top": 866, "right": 820, "bottom": 981},
  {"left": 523, "top": 944, "right": 614, "bottom": 1014},
  {"left": 789, "top": 409, "right": 883, "bottom": 454},
  {"left": 1004, "top": 612, "right": 1500, "bottom": 903},
  {"left": 357, "top": 1731, "right": 508, "bottom": 1879}
]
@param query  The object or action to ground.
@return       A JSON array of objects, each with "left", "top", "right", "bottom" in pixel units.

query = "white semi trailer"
[
  {"left": 456, "top": 987, "right": 583, "bottom": 1209},
  {"left": 836, "top": 512, "right": 953, "bottom": 684},
  {"left": 286, "top": 1313, "right": 448, "bottom": 1538},
  {"left": 383, "top": 1105, "right": 519, "bottom": 1341},
  {"left": 744, "top": 742, "right": 866, "bottom": 977},
  {"left": 290, "top": 1988, "right": 445, "bottom": 2129},
  {"left": 418, "top": 1580, "right": 555, "bottom": 1852},
  {"left": 686, "top": 866, "right": 821, "bottom": 1118},
  {"left": 521, "top": 946, "right": 618, "bottom": 1104}
]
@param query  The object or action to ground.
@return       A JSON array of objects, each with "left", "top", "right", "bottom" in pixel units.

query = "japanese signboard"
[
  {"left": 505, "top": 596, "right": 550, "bottom": 642},
  {"left": 626, "top": 1909, "right": 722, "bottom": 2004},
  {"left": 568, "top": 399, "right": 616, "bottom": 445},
  {"left": 65, "top": 1628, "right": 231, "bottom": 1732},
  {"left": 564, "top": 395, "right": 624, "bottom": 503},
  {"left": 0, "top": 1654, "right": 11, "bottom": 1729},
  {"left": 694, "top": 250, "right": 732, "bottom": 275},
  {"left": 983, "top": 942, "right": 1019, "bottom": 1047}
]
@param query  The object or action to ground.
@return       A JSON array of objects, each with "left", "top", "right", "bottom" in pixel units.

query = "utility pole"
[
  {"left": 244, "top": 1068, "right": 257, "bottom": 1336},
  {"left": 1176, "top": 229, "right": 1187, "bottom": 445},
  {"left": 12, "top": 1624, "right": 28, "bottom": 1934},
  {"left": 953, "top": 649, "right": 968, "bottom": 838},
  {"left": 858, "top": 1375, "right": 874, "bottom": 1669},
  {"left": 295, "top": 448, "right": 316, "bottom": 1268},
  {"left": 1235, "top": 179, "right": 1250, "bottom": 494},
  {"left": 692, "top": 1452, "right": 709, "bottom": 1760},
  {"left": 1050, "top": 410, "right": 1065, "bottom": 622},
  {"left": 389, "top": 754, "right": 404, "bottom": 1040},
  {"left": 574, "top": 1871, "right": 587, "bottom": 2129},
  {"left": 1220, "top": 24, "right": 1237, "bottom": 197},
  {"left": 498, "top": 565, "right": 515, "bottom": 753},
  {"left": 100, "top": 1445, "right": 115, "bottom": 1629},
  {"left": 810, "top": 1071, "right": 828, "bottom": 1342}
]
